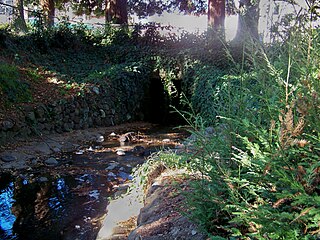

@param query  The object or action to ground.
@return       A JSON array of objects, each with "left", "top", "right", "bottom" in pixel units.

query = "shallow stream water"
[{"left": 0, "top": 127, "right": 187, "bottom": 240}]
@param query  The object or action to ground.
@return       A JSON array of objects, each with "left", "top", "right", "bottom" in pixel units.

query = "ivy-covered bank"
[{"left": 0, "top": 24, "right": 173, "bottom": 145}]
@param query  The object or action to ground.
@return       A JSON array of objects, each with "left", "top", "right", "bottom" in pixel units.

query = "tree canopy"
[{"left": 29, "top": 0, "right": 261, "bottom": 42}]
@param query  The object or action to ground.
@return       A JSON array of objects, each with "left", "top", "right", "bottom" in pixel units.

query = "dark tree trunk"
[
  {"left": 235, "top": 0, "right": 260, "bottom": 42},
  {"left": 208, "top": 0, "right": 225, "bottom": 31},
  {"left": 40, "top": 0, "right": 55, "bottom": 27},
  {"left": 105, "top": 0, "right": 128, "bottom": 25},
  {"left": 47, "top": 0, "right": 55, "bottom": 27},
  {"left": 17, "top": 0, "right": 28, "bottom": 32}
]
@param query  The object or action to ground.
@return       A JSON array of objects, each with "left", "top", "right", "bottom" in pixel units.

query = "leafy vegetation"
[
  {"left": 131, "top": 6, "right": 320, "bottom": 240},
  {"left": 0, "top": 62, "right": 32, "bottom": 105}
]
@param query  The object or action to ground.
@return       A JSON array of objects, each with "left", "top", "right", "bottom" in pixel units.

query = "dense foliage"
[
  {"left": 139, "top": 18, "right": 320, "bottom": 240},
  {"left": 134, "top": 8, "right": 319, "bottom": 240}
]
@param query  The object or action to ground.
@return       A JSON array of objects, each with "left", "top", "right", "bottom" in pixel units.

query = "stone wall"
[{"left": 0, "top": 85, "right": 145, "bottom": 145}]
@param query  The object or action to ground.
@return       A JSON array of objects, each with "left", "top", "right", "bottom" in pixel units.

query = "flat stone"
[
  {"left": 0, "top": 151, "right": 33, "bottom": 163},
  {"left": 61, "top": 143, "right": 75, "bottom": 153},
  {"left": 1, "top": 161, "right": 28, "bottom": 169},
  {"left": 33, "top": 142, "right": 52, "bottom": 155},
  {"left": 1, "top": 155, "right": 17, "bottom": 162},
  {"left": 46, "top": 140, "right": 63, "bottom": 150},
  {"left": 45, "top": 157, "right": 59, "bottom": 166},
  {"left": 106, "top": 163, "right": 119, "bottom": 170}
]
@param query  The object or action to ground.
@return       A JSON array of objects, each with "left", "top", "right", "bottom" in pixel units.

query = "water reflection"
[
  {"left": 0, "top": 180, "right": 16, "bottom": 239},
  {"left": 0, "top": 174, "right": 73, "bottom": 240},
  {"left": 0, "top": 171, "right": 111, "bottom": 240},
  {"left": 49, "top": 178, "right": 67, "bottom": 210}
]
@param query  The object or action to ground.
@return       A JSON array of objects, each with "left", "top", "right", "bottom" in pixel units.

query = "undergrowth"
[
  {"left": 132, "top": 6, "right": 320, "bottom": 240},
  {"left": 162, "top": 13, "right": 320, "bottom": 240},
  {"left": 0, "top": 62, "right": 32, "bottom": 105}
]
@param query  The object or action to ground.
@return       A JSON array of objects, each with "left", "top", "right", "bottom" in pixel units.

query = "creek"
[{"left": 0, "top": 126, "right": 188, "bottom": 240}]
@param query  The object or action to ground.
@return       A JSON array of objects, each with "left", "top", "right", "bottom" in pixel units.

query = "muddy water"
[{"left": 0, "top": 127, "right": 187, "bottom": 240}]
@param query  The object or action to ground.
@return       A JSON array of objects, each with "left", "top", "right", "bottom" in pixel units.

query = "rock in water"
[
  {"left": 110, "top": 132, "right": 117, "bottom": 137},
  {"left": 116, "top": 149, "right": 126, "bottom": 156},
  {"left": 119, "top": 132, "right": 135, "bottom": 142},
  {"left": 96, "top": 135, "right": 105, "bottom": 143}
]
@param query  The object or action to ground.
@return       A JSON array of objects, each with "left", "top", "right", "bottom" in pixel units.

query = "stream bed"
[{"left": 0, "top": 126, "right": 188, "bottom": 240}]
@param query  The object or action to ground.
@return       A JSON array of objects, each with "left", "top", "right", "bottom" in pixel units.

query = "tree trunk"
[
  {"left": 40, "top": 0, "right": 55, "bottom": 27},
  {"left": 17, "top": 0, "right": 28, "bottom": 32},
  {"left": 208, "top": 0, "right": 225, "bottom": 31},
  {"left": 47, "top": 0, "right": 55, "bottom": 27},
  {"left": 105, "top": 0, "right": 128, "bottom": 25},
  {"left": 235, "top": 0, "right": 260, "bottom": 42}
]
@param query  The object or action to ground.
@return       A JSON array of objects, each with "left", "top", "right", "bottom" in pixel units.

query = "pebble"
[
  {"left": 116, "top": 149, "right": 126, "bottom": 156},
  {"left": 96, "top": 135, "right": 104, "bottom": 143},
  {"left": 191, "top": 230, "right": 197, "bottom": 235},
  {"left": 75, "top": 150, "right": 84, "bottom": 155},
  {"left": 87, "top": 146, "right": 94, "bottom": 152}
]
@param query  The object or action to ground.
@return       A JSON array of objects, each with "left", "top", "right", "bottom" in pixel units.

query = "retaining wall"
[{"left": 0, "top": 85, "right": 145, "bottom": 145}]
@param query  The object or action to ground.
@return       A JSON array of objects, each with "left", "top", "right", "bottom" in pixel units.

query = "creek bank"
[
  {"left": 97, "top": 166, "right": 208, "bottom": 240},
  {"left": 129, "top": 168, "right": 207, "bottom": 240}
]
